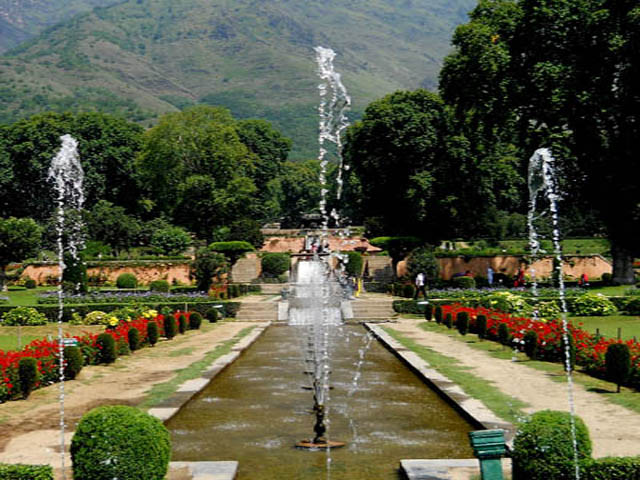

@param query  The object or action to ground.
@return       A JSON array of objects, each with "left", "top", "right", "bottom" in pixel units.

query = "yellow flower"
[{"left": 109, "top": 317, "right": 119, "bottom": 327}]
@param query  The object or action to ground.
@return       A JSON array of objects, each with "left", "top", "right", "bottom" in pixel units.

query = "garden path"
[
  {"left": 389, "top": 318, "right": 640, "bottom": 458},
  {"left": 0, "top": 321, "right": 254, "bottom": 478}
]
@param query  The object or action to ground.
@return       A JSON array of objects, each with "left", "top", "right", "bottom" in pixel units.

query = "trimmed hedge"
[
  {"left": 128, "top": 327, "right": 141, "bottom": 351},
  {"left": 261, "top": 253, "right": 290, "bottom": 277},
  {"left": 18, "top": 358, "right": 39, "bottom": 399},
  {"left": 582, "top": 456, "right": 640, "bottom": 479},
  {"left": 96, "top": 333, "right": 117, "bottom": 364},
  {"left": 63, "top": 346, "right": 84, "bottom": 380},
  {"left": 0, "top": 464, "right": 53, "bottom": 480},
  {"left": 116, "top": 273, "right": 138, "bottom": 289},
  {"left": 189, "top": 312, "right": 203, "bottom": 330},
  {"left": 71, "top": 405, "right": 171, "bottom": 480},
  {"left": 177, "top": 314, "right": 187, "bottom": 334},
  {"left": 147, "top": 321, "right": 159, "bottom": 346}
]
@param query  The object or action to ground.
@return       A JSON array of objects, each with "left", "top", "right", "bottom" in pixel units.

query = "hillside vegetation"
[{"left": 0, "top": 0, "right": 474, "bottom": 158}]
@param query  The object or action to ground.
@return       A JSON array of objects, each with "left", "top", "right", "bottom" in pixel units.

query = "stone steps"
[
  {"left": 350, "top": 298, "right": 396, "bottom": 320},
  {"left": 257, "top": 283, "right": 289, "bottom": 295},
  {"left": 234, "top": 302, "right": 279, "bottom": 322}
]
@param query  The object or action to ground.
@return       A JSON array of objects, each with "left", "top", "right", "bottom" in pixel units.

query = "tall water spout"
[
  {"left": 48, "top": 134, "right": 85, "bottom": 479},
  {"left": 315, "top": 46, "right": 351, "bottom": 232},
  {"left": 527, "top": 147, "right": 580, "bottom": 479}
]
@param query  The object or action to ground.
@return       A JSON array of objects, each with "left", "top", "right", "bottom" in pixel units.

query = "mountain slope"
[{"left": 0, "top": 0, "right": 475, "bottom": 158}]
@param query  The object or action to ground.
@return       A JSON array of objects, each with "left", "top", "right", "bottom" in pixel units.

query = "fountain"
[
  {"left": 48, "top": 134, "right": 85, "bottom": 480},
  {"left": 527, "top": 147, "right": 580, "bottom": 479}
]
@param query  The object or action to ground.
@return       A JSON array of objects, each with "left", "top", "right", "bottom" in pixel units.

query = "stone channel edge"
[
  {"left": 365, "top": 322, "right": 514, "bottom": 480},
  {"left": 149, "top": 322, "right": 270, "bottom": 480}
]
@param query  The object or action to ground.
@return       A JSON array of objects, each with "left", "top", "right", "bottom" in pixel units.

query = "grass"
[
  {"left": 382, "top": 326, "right": 529, "bottom": 425},
  {"left": 572, "top": 316, "right": 640, "bottom": 341},
  {"left": 2, "top": 287, "right": 54, "bottom": 306},
  {"left": 0, "top": 323, "right": 103, "bottom": 351},
  {"left": 137, "top": 325, "right": 256, "bottom": 410},
  {"left": 415, "top": 320, "right": 640, "bottom": 415}
]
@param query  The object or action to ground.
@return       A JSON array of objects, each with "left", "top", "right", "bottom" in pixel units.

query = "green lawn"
[
  {"left": 0, "top": 323, "right": 103, "bottom": 351},
  {"left": 571, "top": 315, "right": 640, "bottom": 341},
  {"left": 2, "top": 287, "right": 55, "bottom": 306}
]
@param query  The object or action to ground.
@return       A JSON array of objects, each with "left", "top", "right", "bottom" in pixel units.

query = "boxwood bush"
[
  {"left": 512, "top": 410, "right": 592, "bottom": 480},
  {"left": 147, "top": 321, "right": 159, "bottom": 346},
  {"left": 582, "top": 456, "right": 640, "bottom": 479},
  {"left": 149, "top": 280, "right": 170, "bottom": 293},
  {"left": 18, "top": 357, "right": 39, "bottom": 399},
  {"left": 71, "top": 405, "right": 171, "bottom": 480},
  {"left": 189, "top": 311, "right": 203, "bottom": 330},
  {"left": 1, "top": 307, "right": 47, "bottom": 326},
  {"left": 116, "top": 273, "right": 138, "bottom": 289},
  {"left": 0, "top": 464, "right": 53, "bottom": 479},
  {"left": 261, "top": 253, "right": 290, "bottom": 278},
  {"left": 63, "top": 346, "right": 84, "bottom": 380},
  {"left": 96, "top": 333, "right": 117, "bottom": 364}
]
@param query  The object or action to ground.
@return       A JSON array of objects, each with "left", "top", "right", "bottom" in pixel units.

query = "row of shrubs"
[
  {"left": 1, "top": 309, "right": 208, "bottom": 402},
  {"left": 424, "top": 303, "right": 640, "bottom": 391},
  {"left": 513, "top": 410, "right": 640, "bottom": 479},
  {"left": 392, "top": 289, "right": 640, "bottom": 316},
  {"left": 0, "top": 302, "right": 240, "bottom": 324}
]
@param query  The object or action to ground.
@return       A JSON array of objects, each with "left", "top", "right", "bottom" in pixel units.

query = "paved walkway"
[{"left": 388, "top": 318, "right": 640, "bottom": 458}]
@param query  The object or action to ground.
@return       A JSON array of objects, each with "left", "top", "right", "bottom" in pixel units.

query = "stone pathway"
[{"left": 388, "top": 318, "right": 640, "bottom": 458}]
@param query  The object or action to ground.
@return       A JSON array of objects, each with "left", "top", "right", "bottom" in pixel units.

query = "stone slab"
[
  {"left": 401, "top": 459, "right": 478, "bottom": 480},
  {"left": 177, "top": 378, "right": 211, "bottom": 393},
  {"left": 171, "top": 461, "right": 238, "bottom": 480},
  {"left": 148, "top": 408, "right": 178, "bottom": 421}
]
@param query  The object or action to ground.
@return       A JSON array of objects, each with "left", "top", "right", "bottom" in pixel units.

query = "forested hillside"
[{"left": 0, "top": 0, "right": 474, "bottom": 158}]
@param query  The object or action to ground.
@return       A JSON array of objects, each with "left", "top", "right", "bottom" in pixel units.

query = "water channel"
[{"left": 167, "top": 324, "right": 474, "bottom": 479}]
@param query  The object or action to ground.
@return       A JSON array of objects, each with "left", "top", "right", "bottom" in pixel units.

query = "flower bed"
[
  {"left": 438, "top": 304, "right": 640, "bottom": 390},
  {"left": 0, "top": 311, "right": 191, "bottom": 403}
]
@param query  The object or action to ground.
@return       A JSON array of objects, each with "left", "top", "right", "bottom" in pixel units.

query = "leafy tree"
[
  {"left": 274, "top": 160, "right": 322, "bottom": 228},
  {"left": 227, "top": 219, "right": 264, "bottom": 249},
  {"left": 150, "top": 226, "right": 191, "bottom": 256},
  {"left": 406, "top": 246, "right": 439, "bottom": 286},
  {"left": 344, "top": 89, "right": 468, "bottom": 242},
  {"left": 86, "top": 200, "right": 140, "bottom": 254},
  {"left": 137, "top": 106, "right": 256, "bottom": 218},
  {"left": 192, "top": 248, "right": 228, "bottom": 292},
  {"left": 0, "top": 112, "right": 143, "bottom": 221},
  {"left": 0, "top": 217, "right": 42, "bottom": 290}
]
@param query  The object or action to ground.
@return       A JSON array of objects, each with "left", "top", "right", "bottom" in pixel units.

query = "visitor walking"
[
  {"left": 487, "top": 266, "right": 494, "bottom": 286},
  {"left": 578, "top": 273, "right": 589, "bottom": 288},
  {"left": 414, "top": 272, "right": 427, "bottom": 299}
]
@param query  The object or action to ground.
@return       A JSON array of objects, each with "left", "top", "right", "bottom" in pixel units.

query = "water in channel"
[{"left": 167, "top": 325, "right": 474, "bottom": 479}]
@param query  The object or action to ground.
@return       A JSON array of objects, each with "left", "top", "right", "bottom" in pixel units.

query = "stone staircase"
[
  {"left": 257, "top": 283, "right": 289, "bottom": 295},
  {"left": 231, "top": 254, "right": 260, "bottom": 283},
  {"left": 234, "top": 299, "right": 279, "bottom": 322},
  {"left": 350, "top": 296, "right": 396, "bottom": 321}
]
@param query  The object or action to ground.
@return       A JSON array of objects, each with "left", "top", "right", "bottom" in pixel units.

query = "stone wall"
[
  {"left": 21, "top": 261, "right": 192, "bottom": 286},
  {"left": 397, "top": 255, "right": 612, "bottom": 281}
]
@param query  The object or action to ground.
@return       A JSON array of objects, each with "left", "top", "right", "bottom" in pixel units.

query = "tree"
[
  {"left": 137, "top": 106, "right": 256, "bottom": 218},
  {"left": 86, "top": 200, "right": 140, "bottom": 255},
  {"left": 344, "top": 89, "right": 467, "bottom": 241},
  {"left": 192, "top": 248, "right": 228, "bottom": 292},
  {"left": 442, "top": 0, "right": 640, "bottom": 283},
  {"left": 0, "top": 217, "right": 42, "bottom": 290},
  {"left": 0, "top": 112, "right": 144, "bottom": 221},
  {"left": 273, "top": 160, "right": 322, "bottom": 228},
  {"left": 150, "top": 226, "right": 191, "bottom": 256}
]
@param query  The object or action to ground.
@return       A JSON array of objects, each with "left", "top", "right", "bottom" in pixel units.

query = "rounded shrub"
[
  {"left": 571, "top": 293, "right": 617, "bottom": 316},
  {"left": 261, "top": 253, "right": 290, "bottom": 278},
  {"left": 96, "top": 333, "right": 117, "bottom": 364},
  {"left": 424, "top": 303, "right": 433, "bottom": 321},
  {"left": 177, "top": 314, "right": 187, "bottom": 334},
  {"left": 128, "top": 327, "right": 141, "bottom": 352},
  {"left": 116, "top": 273, "right": 138, "bottom": 289},
  {"left": 189, "top": 312, "right": 203, "bottom": 330},
  {"left": 605, "top": 343, "right": 631, "bottom": 393},
  {"left": 63, "top": 346, "right": 84, "bottom": 380},
  {"left": 434, "top": 306, "right": 443, "bottom": 324},
  {"left": 512, "top": 410, "right": 592, "bottom": 480},
  {"left": 147, "top": 321, "right": 159, "bottom": 346},
  {"left": 476, "top": 314, "right": 487, "bottom": 340},
  {"left": 24, "top": 278, "right": 37, "bottom": 289},
  {"left": 205, "top": 307, "right": 219, "bottom": 323},
  {"left": 498, "top": 323, "right": 512, "bottom": 346},
  {"left": 2, "top": 306, "right": 47, "bottom": 326},
  {"left": 524, "top": 330, "right": 539, "bottom": 360},
  {"left": 18, "top": 357, "right": 39, "bottom": 399},
  {"left": 453, "top": 276, "right": 476, "bottom": 289},
  {"left": 345, "top": 252, "right": 363, "bottom": 277},
  {"left": 164, "top": 315, "right": 177, "bottom": 339},
  {"left": 456, "top": 311, "right": 469, "bottom": 336},
  {"left": 444, "top": 313, "right": 453, "bottom": 329},
  {"left": 71, "top": 405, "right": 171, "bottom": 480},
  {"left": 149, "top": 280, "right": 170, "bottom": 293},
  {"left": 624, "top": 297, "right": 640, "bottom": 315}
]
